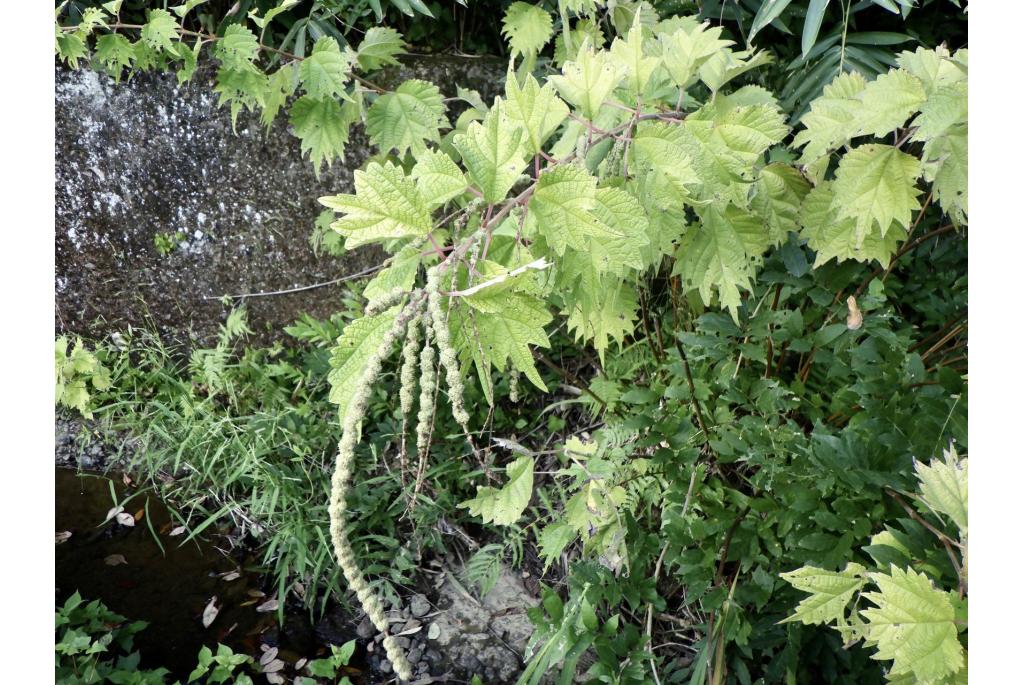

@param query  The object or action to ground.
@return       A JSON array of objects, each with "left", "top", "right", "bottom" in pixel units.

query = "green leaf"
[
  {"left": 328, "top": 308, "right": 401, "bottom": 422},
  {"left": 529, "top": 164, "right": 612, "bottom": 256},
  {"left": 501, "top": 68, "right": 570, "bottom": 155},
  {"left": 356, "top": 27, "right": 406, "bottom": 71},
  {"left": 752, "top": 163, "right": 810, "bottom": 240},
  {"left": 588, "top": 186, "right": 650, "bottom": 275},
  {"left": 749, "top": 0, "right": 794, "bottom": 43},
  {"left": 658, "top": 18, "right": 732, "bottom": 88},
  {"left": 454, "top": 289, "right": 552, "bottom": 392},
  {"left": 566, "top": 276, "right": 638, "bottom": 364},
  {"left": 800, "top": 181, "right": 905, "bottom": 266},
  {"left": 673, "top": 205, "right": 771, "bottom": 320},
  {"left": 410, "top": 148, "right": 467, "bottom": 208},
  {"left": 458, "top": 456, "right": 535, "bottom": 525},
  {"left": 897, "top": 46, "right": 966, "bottom": 96},
  {"left": 366, "top": 79, "right": 447, "bottom": 156},
  {"left": 832, "top": 144, "right": 922, "bottom": 243},
  {"left": 699, "top": 48, "right": 773, "bottom": 93},
  {"left": 320, "top": 161, "right": 432, "bottom": 248},
  {"left": 213, "top": 67, "right": 269, "bottom": 129},
  {"left": 914, "top": 454, "right": 968, "bottom": 536},
  {"left": 502, "top": 2, "right": 554, "bottom": 57},
  {"left": 299, "top": 38, "right": 353, "bottom": 101},
  {"left": 362, "top": 245, "right": 422, "bottom": 301},
  {"left": 56, "top": 32, "right": 88, "bottom": 68},
  {"left": 549, "top": 41, "right": 624, "bottom": 120},
  {"left": 792, "top": 71, "right": 868, "bottom": 165},
  {"left": 141, "top": 9, "right": 178, "bottom": 53},
  {"left": 911, "top": 82, "right": 968, "bottom": 142},
  {"left": 856, "top": 69, "right": 926, "bottom": 138},
  {"left": 289, "top": 95, "right": 355, "bottom": 173},
  {"left": 214, "top": 24, "right": 260, "bottom": 72},
  {"left": 261, "top": 63, "right": 299, "bottom": 129},
  {"left": 922, "top": 125, "right": 967, "bottom": 224},
  {"left": 630, "top": 121, "right": 700, "bottom": 200},
  {"left": 172, "top": 0, "right": 209, "bottom": 18},
  {"left": 94, "top": 34, "right": 135, "bottom": 79},
  {"left": 248, "top": 0, "right": 300, "bottom": 29},
  {"left": 861, "top": 566, "right": 964, "bottom": 683},
  {"left": 538, "top": 522, "right": 576, "bottom": 570},
  {"left": 779, "top": 563, "right": 866, "bottom": 626},
  {"left": 609, "top": 15, "right": 659, "bottom": 98},
  {"left": 802, "top": 0, "right": 831, "bottom": 59},
  {"left": 453, "top": 107, "right": 527, "bottom": 204}
]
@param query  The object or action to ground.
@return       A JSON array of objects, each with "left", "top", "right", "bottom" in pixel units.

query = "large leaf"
[
  {"left": 792, "top": 71, "right": 868, "bottom": 165},
  {"left": 658, "top": 18, "right": 731, "bottom": 88},
  {"left": 458, "top": 456, "right": 535, "bottom": 526},
  {"left": 780, "top": 563, "right": 867, "bottom": 626},
  {"left": 328, "top": 307, "right": 400, "bottom": 422},
  {"left": 609, "top": 15, "right": 659, "bottom": 98},
  {"left": 366, "top": 79, "right": 447, "bottom": 156},
  {"left": 289, "top": 95, "right": 355, "bottom": 173},
  {"left": 528, "top": 164, "right": 603, "bottom": 256},
  {"left": 320, "top": 161, "right": 432, "bottom": 247},
  {"left": 914, "top": 454, "right": 968, "bottom": 536},
  {"left": 800, "top": 181, "right": 905, "bottom": 266},
  {"left": 549, "top": 41, "right": 624, "bottom": 120},
  {"left": 355, "top": 26, "right": 405, "bottom": 71},
  {"left": 299, "top": 37, "right": 353, "bottom": 101},
  {"left": 832, "top": 144, "right": 922, "bottom": 244},
  {"left": 410, "top": 148, "right": 467, "bottom": 208},
  {"left": 861, "top": 566, "right": 964, "bottom": 683},
  {"left": 501, "top": 68, "right": 570, "bottom": 155},
  {"left": 453, "top": 108, "right": 528, "bottom": 204},
  {"left": 856, "top": 69, "right": 926, "bottom": 138},
  {"left": 502, "top": 2, "right": 553, "bottom": 57}
]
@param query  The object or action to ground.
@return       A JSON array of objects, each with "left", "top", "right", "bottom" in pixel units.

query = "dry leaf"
[
  {"left": 294, "top": 658, "right": 307, "bottom": 670},
  {"left": 105, "top": 505, "right": 124, "bottom": 523},
  {"left": 115, "top": 512, "right": 136, "bottom": 527},
  {"left": 255, "top": 599, "right": 279, "bottom": 613},
  {"left": 122, "top": 473, "right": 132, "bottom": 486},
  {"left": 133, "top": 508, "right": 145, "bottom": 522},
  {"left": 262, "top": 659, "right": 285, "bottom": 673},
  {"left": 265, "top": 673, "right": 285, "bottom": 685},
  {"left": 259, "top": 647, "right": 279, "bottom": 666},
  {"left": 202, "top": 596, "right": 219, "bottom": 628},
  {"left": 846, "top": 296, "right": 863, "bottom": 330},
  {"left": 221, "top": 571, "right": 241, "bottom": 582},
  {"left": 56, "top": 531, "right": 72, "bottom": 544},
  {"left": 247, "top": 589, "right": 266, "bottom": 598},
  {"left": 168, "top": 525, "right": 187, "bottom": 536},
  {"left": 396, "top": 625, "right": 423, "bottom": 637},
  {"left": 104, "top": 554, "right": 128, "bottom": 566}
]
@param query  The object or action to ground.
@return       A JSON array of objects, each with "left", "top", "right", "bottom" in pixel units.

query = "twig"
[{"left": 200, "top": 264, "right": 385, "bottom": 300}]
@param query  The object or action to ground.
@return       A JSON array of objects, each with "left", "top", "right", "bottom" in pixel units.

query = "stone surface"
[{"left": 55, "top": 55, "right": 505, "bottom": 346}]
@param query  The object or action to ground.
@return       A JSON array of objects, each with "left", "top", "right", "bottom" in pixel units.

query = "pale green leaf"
[
  {"left": 94, "top": 34, "right": 135, "bottom": 80},
  {"left": 214, "top": 24, "right": 260, "bottom": 72},
  {"left": 356, "top": 26, "right": 406, "bottom": 71},
  {"left": 260, "top": 63, "right": 299, "bottom": 129},
  {"left": 792, "top": 71, "right": 868, "bottom": 165},
  {"left": 538, "top": 522, "right": 576, "bottom": 570},
  {"left": 549, "top": 41, "right": 624, "bottom": 120},
  {"left": 861, "top": 566, "right": 964, "bottom": 683},
  {"left": 213, "top": 67, "right": 268, "bottom": 129},
  {"left": 911, "top": 82, "right": 967, "bottom": 142},
  {"left": 501, "top": 68, "right": 570, "bottom": 155},
  {"left": 566, "top": 276, "right": 638, "bottom": 364},
  {"left": 528, "top": 164, "right": 603, "bottom": 255},
  {"left": 458, "top": 456, "right": 535, "bottom": 525},
  {"left": 501, "top": 2, "right": 554, "bottom": 57},
  {"left": 752, "top": 163, "right": 810, "bottom": 240},
  {"left": 141, "top": 9, "right": 178, "bottom": 53},
  {"left": 320, "top": 161, "right": 432, "bottom": 248},
  {"left": 362, "top": 245, "right": 422, "bottom": 301},
  {"left": 832, "top": 144, "right": 922, "bottom": 243},
  {"left": 856, "top": 69, "right": 926, "bottom": 138},
  {"left": 328, "top": 307, "right": 400, "bottom": 422},
  {"left": 630, "top": 121, "right": 700, "bottom": 199},
  {"left": 609, "top": 15, "right": 659, "bottom": 98},
  {"left": 922, "top": 126, "right": 967, "bottom": 225},
  {"left": 800, "top": 181, "right": 905, "bottom": 266},
  {"left": 780, "top": 563, "right": 867, "bottom": 626},
  {"left": 410, "top": 148, "right": 467, "bottom": 207},
  {"left": 699, "top": 48, "right": 773, "bottom": 93},
  {"left": 914, "top": 455, "right": 968, "bottom": 536},
  {"left": 453, "top": 107, "right": 527, "bottom": 204},
  {"left": 588, "top": 186, "right": 650, "bottom": 275},
  {"left": 658, "top": 18, "right": 732, "bottom": 88},
  {"left": 897, "top": 46, "right": 966, "bottom": 96},
  {"left": 366, "top": 79, "right": 447, "bottom": 157},
  {"left": 299, "top": 37, "right": 354, "bottom": 101},
  {"left": 172, "top": 0, "right": 208, "bottom": 18},
  {"left": 289, "top": 95, "right": 355, "bottom": 173}
]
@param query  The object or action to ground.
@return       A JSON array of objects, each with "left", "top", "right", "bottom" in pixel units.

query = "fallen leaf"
[
  {"left": 122, "top": 473, "right": 132, "bottom": 486},
  {"left": 115, "top": 512, "right": 136, "bottom": 527},
  {"left": 266, "top": 673, "right": 284, "bottom": 684},
  {"left": 202, "top": 596, "right": 219, "bottom": 628},
  {"left": 105, "top": 505, "right": 124, "bottom": 523},
  {"left": 294, "top": 658, "right": 307, "bottom": 670},
  {"left": 56, "top": 531, "right": 72, "bottom": 544},
  {"left": 262, "top": 658, "right": 285, "bottom": 673},
  {"left": 220, "top": 571, "right": 241, "bottom": 582},
  {"left": 259, "top": 647, "right": 279, "bottom": 666},
  {"left": 247, "top": 589, "right": 266, "bottom": 598},
  {"left": 396, "top": 624, "right": 423, "bottom": 637},
  {"left": 104, "top": 554, "right": 128, "bottom": 566},
  {"left": 133, "top": 508, "right": 145, "bottom": 522},
  {"left": 256, "top": 599, "right": 279, "bottom": 613},
  {"left": 168, "top": 525, "right": 187, "bottom": 536}
]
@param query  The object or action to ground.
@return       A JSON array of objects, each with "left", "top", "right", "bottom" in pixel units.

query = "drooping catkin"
[
  {"left": 397, "top": 308, "right": 424, "bottom": 485},
  {"left": 426, "top": 266, "right": 471, "bottom": 430},
  {"left": 508, "top": 368, "right": 521, "bottom": 403},
  {"left": 329, "top": 301, "right": 418, "bottom": 682},
  {"left": 415, "top": 323, "right": 437, "bottom": 457},
  {"left": 364, "top": 286, "right": 407, "bottom": 316}
]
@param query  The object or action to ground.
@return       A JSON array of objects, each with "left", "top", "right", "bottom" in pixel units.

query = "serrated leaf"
[
  {"left": 410, "top": 148, "right": 467, "bottom": 207},
  {"left": 856, "top": 69, "right": 926, "bottom": 138},
  {"left": 609, "top": 15, "right": 659, "bottom": 98},
  {"left": 861, "top": 566, "right": 964, "bottom": 683},
  {"left": 141, "top": 9, "right": 178, "bottom": 53},
  {"left": 454, "top": 290, "right": 552, "bottom": 392},
  {"left": 328, "top": 307, "right": 400, "bottom": 422},
  {"left": 658, "top": 18, "right": 732, "bottom": 88},
  {"left": 914, "top": 456, "right": 968, "bottom": 536},
  {"left": 588, "top": 186, "right": 650, "bottom": 275},
  {"left": 897, "top": 46, "right": 966, "bottom": 96},
  {"left": 630, "top": 121, "right": 700, "bottom": 199},
  {"left": 911, "top": 82, "right": 967, "bottom": 142},
  {"left": 528, "top": 164, "right": 604, "bottom": 255},
  {"left": 793, "top": 71, "right": 868, "bottom": 165},
  {"left": 566, "top": 276, "right": 638, "bottom": 364},
  {"left": 501, "top": 68, "right": 569, "bottom": 155},
  {"left": 363, "top": 245, "right": 422, "bottom": 301},
  {"left": 356, "top": 26, "right": 405, "bottom": 70},
  {"left": 56, "top": 32, "right": 88, "bottom": 68},
  {"left": 299, "top": 38, "right": 353, "bottom": 101},
  {"left": 213, "top": 67, "right": 269, "bottom": 129},
  {"left": 94, "top": 34, "right": 135, "bottom": 80},
  {"left": 501, "top": 2, "right": 553, "bottom": 57},
  {"left": 458, "top": 456, "right": 535, "bottom": 525},
  {"left": 366, "top": 79, "right": 446, "bottom": 157},
  {"left": 800, "top": 181, "right": 905, "bottom": 266},
  {"left": 549, "top": 41, "right": 623, "bottom": 120},
  {"left": 261, "top": 63, "right": 299, "bottom": 129},
  {"left": 922, "top": 126, "right": 967, "bottom": 224},
  {"left": 214, "top": 24, "right": 260, "bottom": 72},
  {"left": 320, "top": 161, "right": 431, "bottom": 248},
  {"left": 699, "top": 48, "right": 773, "bottom": 93},
  {"left": 752, "top": 163, "right": 810, "bottom": 240},
  {"left": 289, "top": 95, "right": 354, "bottom": 173},
  {"left": 538, "top": 522, "right": 576, "bottom": 570},
  {"left": 172, "top": 0, "right": 208, "bottom": 18},
  {"left": 780, "top": 563, "right": 866, "bottom": 626},
  {"left": 832, "top": 144, "right": 922, "bottom": 243},
  {"left": 453, "top": 108, "right": 527, "bottom": 204},
  {"left": 673, "top": 205, "right": 771, "bottom": 320}
]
